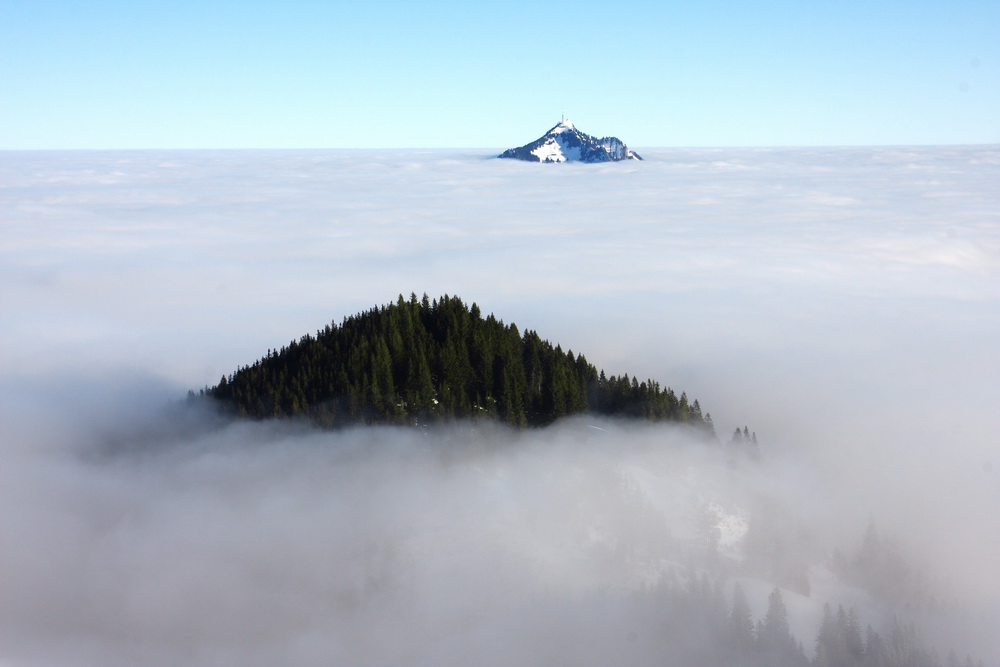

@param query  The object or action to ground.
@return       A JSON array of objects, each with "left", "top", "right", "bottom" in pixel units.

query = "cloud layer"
[{"left": 1, "top": 147, "right": 998, "bottom": 664}]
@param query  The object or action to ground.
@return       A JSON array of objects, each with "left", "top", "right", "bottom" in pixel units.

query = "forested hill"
[{"left": 206, "top": 294, "right": 715, "bottom": 431}]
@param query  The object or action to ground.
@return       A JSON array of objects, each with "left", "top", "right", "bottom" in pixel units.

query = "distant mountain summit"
[{"left": 498, "top": 119, "right": 642, "bottom": 163}]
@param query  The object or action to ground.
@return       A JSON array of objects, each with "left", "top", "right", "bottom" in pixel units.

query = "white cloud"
[{"left": 1, "top": 146, "right": 998, "bottom": 664}]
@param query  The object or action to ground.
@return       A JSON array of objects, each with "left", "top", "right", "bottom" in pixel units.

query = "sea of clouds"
[{"left": 1, "top": 146, "right": 998, "bottom": 665}]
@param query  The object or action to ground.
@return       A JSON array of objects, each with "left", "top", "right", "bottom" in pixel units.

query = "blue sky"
[{"left": 1, "top": 0, "right": 998, "bottom": 148}]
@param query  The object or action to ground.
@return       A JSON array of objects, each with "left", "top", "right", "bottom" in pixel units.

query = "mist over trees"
[
  {"left": 206, "top": 294, "right": 715, "bottom": 432},
  {"left": 541, "top": 571, "right": 979, "bottom": 667},
  {"left": 196, "top": 295, "right": 992, "bottom": 666},
  {"left": 622, "top": 534, "right": 986, "bottom": 667},
  {"left": 195, "top": 294, "right": 991, "bottom": 666}
]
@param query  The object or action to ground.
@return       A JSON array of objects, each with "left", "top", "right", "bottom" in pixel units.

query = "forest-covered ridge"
[{"left": 205, "top": 293, "right": 717, "bottom": 431}]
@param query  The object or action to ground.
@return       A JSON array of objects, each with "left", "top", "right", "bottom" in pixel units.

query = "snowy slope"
[{"left": 498, "top": 120, "right": 642, "bottom": 163}]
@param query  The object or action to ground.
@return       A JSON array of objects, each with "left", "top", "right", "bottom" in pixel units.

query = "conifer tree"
[
  {"left": 756, "top": 587, "right": 806, "bottom": 666},
  {"left": 728, "top": 582, "right": 755, "bottom": 654}
]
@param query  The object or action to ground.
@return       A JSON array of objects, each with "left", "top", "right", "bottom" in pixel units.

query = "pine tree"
[
  {"left": 703, "top": 411, "right": 717, "bottom": 438},
  {"left": 844, "top": 606, "right": 865, "bottom": 664},
  {"left": 728, "top": 582, "right": 755, "bottom": 654},
  {"left": 757, "top": 587, "right": 806, "bottom": 666},
  {"left": 758, "top": 587, "right": 791, "bottom": 648},
  {"left": 814, "top": 603, "right": 840, "bottom": 667}
]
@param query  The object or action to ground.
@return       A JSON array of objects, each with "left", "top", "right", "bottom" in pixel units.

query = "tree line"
[
  {"left": 205, "top": 293, "right": 716, "bottom": 431},
  {"left": 644, "top": 575, "right": 978, "bottom": 667}
]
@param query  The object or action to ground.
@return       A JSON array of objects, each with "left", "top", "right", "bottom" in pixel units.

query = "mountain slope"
[
  {"left": 206, "top": 294, "right": 708, "bottom": 429},
  {"left": 498, "top": 120, "right": 642, "bottom": 163}
]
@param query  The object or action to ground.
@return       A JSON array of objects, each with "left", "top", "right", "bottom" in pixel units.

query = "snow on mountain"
[{"left": 498, "top": 120, "right": 643, "bottom": 163}]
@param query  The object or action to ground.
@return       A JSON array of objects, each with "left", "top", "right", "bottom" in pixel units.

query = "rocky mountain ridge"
[{"left": 498, "top": 119, "right": 642, "bottom": 163}]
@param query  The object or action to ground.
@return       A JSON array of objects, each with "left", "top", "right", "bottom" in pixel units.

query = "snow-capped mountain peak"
[{"left": 498, "top": 120, "right": 642, "bottom": 163}]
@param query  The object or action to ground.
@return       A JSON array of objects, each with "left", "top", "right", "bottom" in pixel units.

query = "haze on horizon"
[{"left": 1, "top": 146, "right": 998, "bottom": 665}]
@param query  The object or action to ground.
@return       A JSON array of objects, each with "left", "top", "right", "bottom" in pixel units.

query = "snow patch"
[
  {"left": 710, "top": 501, "right": 750, "bottom": 559},
  {"left": 555, "top": 135, "right": 582, "bottom": 162},
  {"left": 531, "top": 138, "right": 567, "bottom": 163}
]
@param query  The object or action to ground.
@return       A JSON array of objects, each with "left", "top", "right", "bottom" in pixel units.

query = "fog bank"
[{"left": 1, "top": 147, "right": 998, "bottom": 664}]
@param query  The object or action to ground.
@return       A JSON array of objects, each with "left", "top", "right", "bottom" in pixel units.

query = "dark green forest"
[{"left": 206, "top": 293, "right": 715, "bottom": 431}]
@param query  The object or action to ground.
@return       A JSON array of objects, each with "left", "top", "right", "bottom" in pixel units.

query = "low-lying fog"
[{"left": 1, "top": 147, "right": 998, "bottom": 665}]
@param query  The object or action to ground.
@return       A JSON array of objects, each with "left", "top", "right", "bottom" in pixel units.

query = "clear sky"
[{"left": 1, "top": 0, "right": 998, "bottom": 148}]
